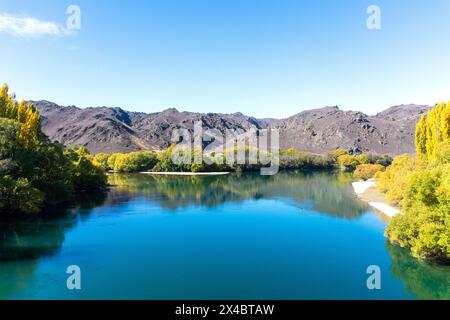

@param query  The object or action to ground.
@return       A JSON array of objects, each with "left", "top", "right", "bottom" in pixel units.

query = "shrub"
[
  {"left": 279, "top": 150, "right": 333, "bottom": 170},
  {"left": 376, "top": 154, "right": 423, "bottom": 206},
  {"left": 22, "top": 142, "right": 74, "bottom": 204},
  {"left": 371, "top": 154, "right": 393, "bottom": 167},
  {"left": 337, "top": 154, "right": 360, "bottom": 170},
  {"left": 383, "top": 101, "right": 450, "bottom": 264},
  {"left": 107, "top": 153, "right": 122, "bottom": 170},
  {"left": 355, "top": 154, "right": 370, "bottom": 165},
  {"left": 354, "top": 164, "right": 385, "bottom": 180},
  {"left": 65, "top": 147, "right": 108, "bottom": 192},
  {"left": 93, "top": 153, "right": 110, "bottom": 170},
  {"left": 152, "top": 145, "right": 191, "bottom": 172},
  {"left": 0, "top": 176, "right": 44, "bottom": 214},
  {"left": 386, "top": 164, "right": 450, "bottom": 263},
  {"left": 111, "top": 151, "right": 157, "bottom": 172},
  {"left": 434, "top": 140, "right": 450, "bottom": 165},
  {"left": 331, "top": 149, "right": 348, "bottom": 160}
]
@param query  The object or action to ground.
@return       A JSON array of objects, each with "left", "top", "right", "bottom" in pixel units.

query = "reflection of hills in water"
[
  {"left": 108, "top": 171, "right": 368, "bottom": 218},
  {"left": 387, "top": 243, "right": 450, "bottom": 300}
]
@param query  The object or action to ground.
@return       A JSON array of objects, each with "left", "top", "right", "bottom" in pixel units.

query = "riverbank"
[
  {"left": 141, "top": 171, "right": 231, "bottom": 176},
  {"left": 352, "top": 180, "right": 400, "bottom": 218}
]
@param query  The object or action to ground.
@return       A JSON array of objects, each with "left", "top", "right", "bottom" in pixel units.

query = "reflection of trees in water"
[
  {"left": 2, "top": 175, "right": 449, "bottom": 300},
  {"left": 387, "top": 243, "right": 450, "bottom": 300},
  {"left": 108, "top": 171, "right": 368, "bottom": 218},
  {"left": 0, "top": 192, "right": 107, "bottom": 262},
  {"left": 0, "top": 216, "right": 76, "bottom": 262},
  {"left": 0, "top": 171, "right": 363, "bottom": 296},
  {"left": 0, "top": 192, "right": 107, "bottom": 298}
]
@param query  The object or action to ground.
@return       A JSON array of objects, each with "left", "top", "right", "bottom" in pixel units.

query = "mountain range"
[{"left": 33, "top": 100, "right": 431, "bottom": 155}]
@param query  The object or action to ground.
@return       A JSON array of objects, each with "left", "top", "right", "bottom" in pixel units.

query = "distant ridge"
[
  {"left": 276, "top": 104, "right": 431, "bottom": 155},
  {"left": 33, "top": 100, "right": 431, "bottom": 155}
]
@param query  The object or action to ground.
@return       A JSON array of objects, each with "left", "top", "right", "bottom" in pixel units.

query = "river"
[{"left": 0, "top": 171, "right": 449, "bottom": 299}]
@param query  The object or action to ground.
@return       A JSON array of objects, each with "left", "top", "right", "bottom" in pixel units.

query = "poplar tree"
[
  {"left": 415, "top": 101, "right": 450, "bottom": 161},
  {"left": 0, "top": 84, "right": 40, "bottom": 149}
]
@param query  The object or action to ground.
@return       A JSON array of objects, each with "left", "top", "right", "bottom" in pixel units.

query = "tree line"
[
  {"left": 0, "top": 84, "right": 107, "bottom": 215},
  {"left": 377, "top": 101, "right": 450, "bottom": 264},
  {"left": 93, "top": 146, "right": 392, "bottom": 174}
]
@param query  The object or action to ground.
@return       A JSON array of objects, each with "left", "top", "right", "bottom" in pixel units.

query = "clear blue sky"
[{"left": 1, "top": 0, "right": 449, "bottom": 118}]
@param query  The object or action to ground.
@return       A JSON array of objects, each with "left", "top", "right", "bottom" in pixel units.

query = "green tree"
[
  {"left": 434, "top": 140, "right": 450, "bottom": 165},
  {"left": 107, "top": 153, "right": 122, "bottom": 170},
  {"left": 376, "top": 154, "right": 422, "bottom": 206},
  {"left": 152, "top": 145, "right": 191, "bottom": 172},
  {"left": 0, "top": 83, "right": 107, "bottom": 215},
  {"left": 0, "top": 176, "right": 44, "bottom": 214},
  {"left": 19, "top": 141, "right": 74, "bottom": 204},
  {"left": 111, "top": 151, "right": 158, "bottom": 172},
  {"left": 93, "top": 153, "right": 110, "bottom": 170},
  {"left": 337, "top": 154, "right": 360, "bottom": 170},
  {"left": 415, "top": 101, "right": 450, "bottom": 161},
  {"left": 0, "top": 118, "right": 20, "bottom": 159},
  {"left": 66, "top": 147, "right": 108, "bottom": 192},
  {"left": 386, "top": 164, "right": 450, "bottom": 263},
  {"left": 382, "top": 101, "right": 450, "bottom": 263},
  {"left": 18, "top": 105, "right": 40, "bottom": 150}
]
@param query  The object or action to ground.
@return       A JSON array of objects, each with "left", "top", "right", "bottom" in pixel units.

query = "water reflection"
[
  {"left": 108, "top": 171, "right": 368, "bottom": 218},
  {"left": 0, "top": 172, "right": 449, "bottom": 300},
  {"left": 387, "top": 243, "right": 450, "bottom": 300},
  {"left": 0, "top": 192, "right": 107, "bottom": 297},
  {"left": 0, "top": 192, "right": 107, "bottom": 262},
  {"left": 2, "top": 171, "right": 364, "bottom": 266}
]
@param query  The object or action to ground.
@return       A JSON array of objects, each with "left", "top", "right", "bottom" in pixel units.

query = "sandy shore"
[
  {"left": 140, "top": 171, "right": 231, "bottom": 176},
  {"left": 352, "top": 180, "right": 400, "bottom": 218}
]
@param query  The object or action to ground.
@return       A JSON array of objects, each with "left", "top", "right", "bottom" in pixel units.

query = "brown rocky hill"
[
  {"left": 33, "top": 100, "right": 430, "bottom": 155},
  {"left": 34, "top": 101, "right": 268, "bottom": 154},
  {"left": 276, "top": 104, "right": 430, "bottom": 155}
]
